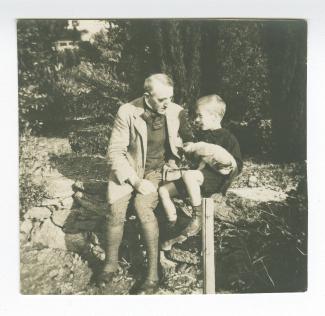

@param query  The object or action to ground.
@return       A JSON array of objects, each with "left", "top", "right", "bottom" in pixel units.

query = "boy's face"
[{"left": 195, "top": 104, "right": 219, "bottom": 130}]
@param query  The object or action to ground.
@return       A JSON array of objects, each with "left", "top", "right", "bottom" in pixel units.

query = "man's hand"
[
  {"left": 167, "top": 159, "right": 178, "bottom": 169},
  {"left": 183, "top": 142, "right": 194, "bottom": 153},
  {"left": 134, "top": 179, "right": 157, "bottom": 195}
]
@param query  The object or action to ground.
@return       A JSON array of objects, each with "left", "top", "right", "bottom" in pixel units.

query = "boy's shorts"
[{"left": 174, "top": 166, "right": 226, "bottom": 198}]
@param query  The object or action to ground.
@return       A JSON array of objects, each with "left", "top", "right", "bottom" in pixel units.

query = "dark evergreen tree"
[
  {"left": 264, "top": 20, "right": 307, "bottom": 162},
  {"left": 119, "top": 20, "right": 202, "bottom": 108},
  {"left": 68, "top": 19, "right": 306, "bottom": 161},
  {"left": 200, "top": 20, "right": 271, "bottom": 155}
]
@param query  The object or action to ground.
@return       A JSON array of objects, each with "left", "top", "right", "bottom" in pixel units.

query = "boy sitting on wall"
[{"left": 159, "top": 94, "right": 243, "bottom": 250}]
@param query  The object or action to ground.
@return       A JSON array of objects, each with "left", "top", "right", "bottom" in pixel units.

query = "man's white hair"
[{"left": 144, "top": 73, "right": 174, "bottom": 93}]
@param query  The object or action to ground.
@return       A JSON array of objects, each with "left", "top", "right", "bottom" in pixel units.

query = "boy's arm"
[
  {"left": 229, "top": 137, "right": 243, "bottom": 174},
  {"left": 219, "top": 165, "right": 239, "bottom": 195},
  {"left": 183, "top": 142, "right": 237, "bottom": 175}
]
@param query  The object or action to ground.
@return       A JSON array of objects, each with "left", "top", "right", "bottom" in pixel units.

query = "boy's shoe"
[
  {"left": 161, "top": 205, "right": 202, "bottom": 251},
  {"left": 130, "top": 279, "right": 160, "bottom": 295},
  {"left": 161, "top": 234, "right": 187, "bottom": 251},
  {"left": 180, "top": 214, "right": 202, "bottom": 237}
]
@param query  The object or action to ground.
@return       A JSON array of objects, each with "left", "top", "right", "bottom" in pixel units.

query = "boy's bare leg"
[
  {"left": 161, "top": 170, "right": 204, "bottom": 251},
  {"left": 182, "top": 170, "right": 204, "bottom": 207},
  {"left": 159, "top": 182, "right": 180, "bottom": 225}
]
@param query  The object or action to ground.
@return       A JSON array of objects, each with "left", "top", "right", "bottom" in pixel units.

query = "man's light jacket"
[{"left": 107, "top": 97, "right": 183, "bottom": 204}]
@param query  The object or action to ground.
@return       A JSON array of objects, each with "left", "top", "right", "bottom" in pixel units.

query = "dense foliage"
[
  {"left": 117, "top": 20, "right": 306, "bottom": 159},
  {"left": 19, "top": 132, "right": 48, "bottom": 217},
  {"left": 18, "top": 19, "right": 306, "bottom": 160},
  {"left": 17, "top": 20, "right": 70, "bottom": 133},
  {"left": 263, "top": 21, "right": 307, "bottom": 161}
]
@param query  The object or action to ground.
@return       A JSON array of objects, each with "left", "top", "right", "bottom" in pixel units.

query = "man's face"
[
  {"left": 195, "top": 104, "right": 218, "bottom": 130},
  {"left": 145, "top": 83, "right": 174, "bottom": 115}
]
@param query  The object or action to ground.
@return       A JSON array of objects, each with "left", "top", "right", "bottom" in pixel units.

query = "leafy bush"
[
  {"left": 57, "top": 62, "right": 127, "bottom": 122},
  {"left": 17, "top": 20, "right": 71, "bottom": 135},
  {"left": 19, "top": 85, "right": 48, "bottom": 133},
  {"left": 68, "top": 124, "right": 113, "bottom": 156},
  {"left": 19, "top": 132, "right": 49, "bottom": 216}
]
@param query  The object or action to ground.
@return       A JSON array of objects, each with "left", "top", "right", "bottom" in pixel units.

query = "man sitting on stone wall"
[{"left": 98, "top": 73, "right": 185, "bottom": 294}]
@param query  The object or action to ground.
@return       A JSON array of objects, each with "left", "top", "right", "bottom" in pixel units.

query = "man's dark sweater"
[
  {"left": 141, "top": 107, "right": 172, "bottom": 174},
  {"left": 145, "top": 117, "right": 166, "bottom": 172}
]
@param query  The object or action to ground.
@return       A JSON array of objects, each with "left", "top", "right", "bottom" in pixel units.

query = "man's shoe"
[
  {"left": 132, "top": 279, "right": 160, "bottom": 295},
  {"left": 96, "top": 270, "right": 116, "bottom": 288}
]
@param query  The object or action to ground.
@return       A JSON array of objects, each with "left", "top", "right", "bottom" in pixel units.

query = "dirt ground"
[{"left": 20, "top": 137, "right": 307, "bottom": 294}]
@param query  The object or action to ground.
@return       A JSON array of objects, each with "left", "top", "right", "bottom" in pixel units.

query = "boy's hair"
[
  {"left": 196, "top": 94, "right": 226, "bottom": 120},
  {"left": 144, "top": 73, "right": 174, "bottom": 93}
]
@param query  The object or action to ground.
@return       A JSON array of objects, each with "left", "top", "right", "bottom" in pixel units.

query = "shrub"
[
  {"left": 57, "top": 62, "right": 127, "bottom": 122},
  {"left": 68, "top": 124, "right": 113, "bottom": 156},
  {"left": 19, "top": 132, "right": 49, "bottom": 216},
  {"left": 19, "top": 85, "right": 48, "bottom": 134},
  {"left": 17, "top": 20, "right": 70, "bottom": 135}
]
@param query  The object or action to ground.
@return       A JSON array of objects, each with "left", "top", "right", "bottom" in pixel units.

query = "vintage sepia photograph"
[{"left": 18, "top": 18, "right": 307, "bottom": 295}]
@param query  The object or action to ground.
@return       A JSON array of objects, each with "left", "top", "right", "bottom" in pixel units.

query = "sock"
[
  {"left": 192, "top": 203, "right": 202, "bottom": 218},
  {"left": 180, "top": 203, "right": 202, "bottom": 237},
  {"left": 103, "top": 221, "right": 124, "bottom": 273},
  {"left": 141, "top": 220, "right": 159, "bottom": 281}
]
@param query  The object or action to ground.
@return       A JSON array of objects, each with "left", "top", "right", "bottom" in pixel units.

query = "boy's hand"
[{"left": 134, "top": 179, "right": 157, "bottom": 195}]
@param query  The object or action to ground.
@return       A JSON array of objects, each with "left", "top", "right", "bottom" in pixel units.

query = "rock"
[
  {"left": 42, "top": 167, "right": 65, "bottom": 179},
  {"left": 20, "top": 247, "right": 91, "bottom": 294},
  {"left": 90, "top": 244, "right": 105, "bottom": 261},
  {"left": 30, "top": 219, "right": 66, "bottom": 250},
  {"left": 214, "top": 202, "right": 237, "bottom": 222},
  {"left": 51, "top": 209, "right": 73, "bottom": 227},
  {"left": 60, "top": 196, "right": 75, "bottom": 209},
  {"left": 89, "top": 232, "right": 100, "bottom": 245},
  {"left": 164, "top": 271, "right": 199, "bottom": 293},
  {"left": 30, "top": 217, "right": 89, "bottom": 254},
  {"left": 45, "top": 176, "right": 74, "bottom": 198},
  {"left": 20, "top": 219, "right": 33, "bottom": 235},
  {"left": 228, "top": 187, "right": 287, "bottom": 203},
  {"left": 40, "top": 196, "right": 75, "bottom": 210},
  {"left": 166, "top": 247, "right": 200, "bottom": 265},
  {"left": 73, "top": 180, "right": 107, "bottom": 198},
  {"left": 40, "top": 197, "right": 61, "bottom": 208},
  {"left": 73, "top": 191, "right": 107, "bottom": 215},
  {"left": 24, "top": 206, "right": 52, "bottom": 220},
  {"left": 31, "top": 174, "right": 47, "bottom": 187},
  {"left": 64, "top": 233, "right": 88, "bottom": 253},
  {"left": 160, "top": 250, "right": 177, "bottom": 276},
  {"left": 63, "top": 216, "right": 103, "bottom": 233},
  {"left": 248, "top": 175, "right": 258, "bottom": 187}
]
